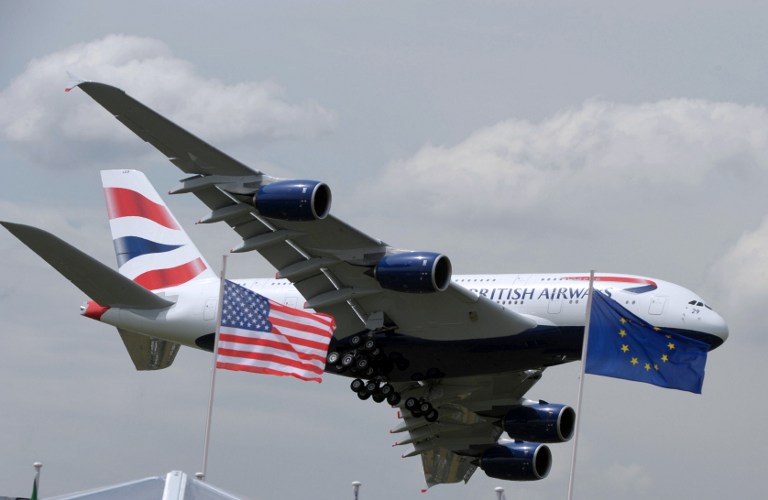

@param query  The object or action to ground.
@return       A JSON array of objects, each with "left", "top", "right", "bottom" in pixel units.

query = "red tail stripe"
[
  {"left": 104, "top": 187, "right": 179, "bottom": 230},
  {"left": 133, "top": 258, "right": 207, "bottom": 290}
]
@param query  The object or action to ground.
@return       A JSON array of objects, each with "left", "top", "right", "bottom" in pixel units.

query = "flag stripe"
[
  {"left": 216, "top": 362, "right": 323, "bottom": 382},
  {"left": 219, "top": 332, "right": 328, "bottom": 360},
  {"left": 270, "top": 316, "right": 335, "bottom": 340},
  {"left": 217, "top": 349, "right": 325, "bottom": 374},
  {"left": 220, "top": 330, "right": 330, "bottom": 354}
]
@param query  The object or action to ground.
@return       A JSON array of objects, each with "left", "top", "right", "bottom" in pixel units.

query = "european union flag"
[{"left": 585, "top": 290, "right": 709, "bottom": 394}]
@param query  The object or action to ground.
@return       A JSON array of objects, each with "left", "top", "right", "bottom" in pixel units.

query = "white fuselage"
[{"left": 89, "top": 272, "right": 729, "bottom": 350}]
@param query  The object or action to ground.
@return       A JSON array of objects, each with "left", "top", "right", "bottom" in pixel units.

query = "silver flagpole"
[
  {"left": 201, "top": 254, "right": 228, "bottom": 480},
  {"left": 566, "top": 270, "right": 596, "bottom": 500}
]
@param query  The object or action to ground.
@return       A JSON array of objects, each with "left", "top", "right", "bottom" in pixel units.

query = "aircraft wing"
[
  {"left": 391, "top": 369, "right": 545, "bottom": 486},
  {"left": 76, "top": 82, "right": 537, "bottom": 340}
]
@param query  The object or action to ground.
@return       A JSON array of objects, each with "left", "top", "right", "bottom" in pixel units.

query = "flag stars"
[
  {"left": 621, "top": 344, "right": 630, "bottom": 353},
  {"left": 630, "top": 357, "right": 639, "bottom": 366},
  {"left": 618, "top": 329, "right": 627, "bottom": 338},
  {"left": 661, "top": 354, "right": 669, "bottom": 363},
  {"left": 644, "top": 363, "right": 652, "bottom": 371},
  {"left": 667, "top": 342, "right": 675, "bottom": 350}
]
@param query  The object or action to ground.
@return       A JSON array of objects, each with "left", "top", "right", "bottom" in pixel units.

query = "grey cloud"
[{"left": 0, "top": 35, "right": 337, "bottom": 170}]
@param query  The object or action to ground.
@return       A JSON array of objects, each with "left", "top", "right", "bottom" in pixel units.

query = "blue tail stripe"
[{"left": 113, "top": 236, "right": 182, "bottom": 267}]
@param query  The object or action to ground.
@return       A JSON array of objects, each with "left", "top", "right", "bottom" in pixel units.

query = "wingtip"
[{"left": 64, "top": 71, "right": 86, "bottom": 93}]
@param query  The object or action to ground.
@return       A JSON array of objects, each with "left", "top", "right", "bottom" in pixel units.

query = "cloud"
[
  {"left": 371, "top": 99, "right": 768, "bottom": 218},
  {"left": 353, "top": 98, "right": 768, "bottom": 281},
  {"left": 706, "top": 215, "right": 768, "bottom": 339},
  {"left": 0, "top": 34, "right": 336, "bottom": 169}
]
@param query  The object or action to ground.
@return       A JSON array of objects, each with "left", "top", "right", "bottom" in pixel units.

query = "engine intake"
[
  {"left": 479, "top": 442, "right": 552, "bottom": 481},
  {"left": 503, "top": 403, "right": 575, "bottom": 443},
  {"left": 375, "top": 252, "right": 452, "bottom": 293},
  {"left": 253, "top": 180, "right": 331, "bottom": 221}
]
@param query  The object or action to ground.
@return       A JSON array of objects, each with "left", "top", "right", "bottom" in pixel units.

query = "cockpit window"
[{"left": 688, "top": 299, "right": 712, "bottom": 310}]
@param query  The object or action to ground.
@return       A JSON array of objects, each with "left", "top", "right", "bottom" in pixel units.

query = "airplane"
[{"left": 1, "top": 82, "right": 729, "bottom": 488}]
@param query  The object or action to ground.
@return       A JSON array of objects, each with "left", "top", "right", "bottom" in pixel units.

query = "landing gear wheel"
[
  {"left": 372, "top": 392, "right": 386, "bottom": 403},
  {"left": 355, "top": 357, "right": 369, "bottom": 370},
  {"left": 418, "top": 401, "right": 433, "bottom": 414},
  {"left": 350, "top": 334, "right": 363, "bottom": 348},
  {"left": 386, "top": 392, "right": 401, "bottom": 406},
  {"left": 363, "top": 338, "right": 376, "bottom": 351},
  {"left": 357, "top": 390, "right": 371, "bottom": 400},
  {"left": 380, "top": 383, "right": 394, "bottom": 397},
  {"left": 350, "top": 378, "right": 365, "bottom": 393},
  {"left": 341, "top": 353, "right": 355, "bottom": 367},
  {"left": 365, "top": 380, "right": 379, "bottom": 393},
  {"left": 405, "top": 397, "right": 419, "bottom": 412},
  {"left": 327, "top": 351, "right": 340, "bottom": 364},
  {"left": 425, "top": 409, "right": 439, "bottom": 422}
]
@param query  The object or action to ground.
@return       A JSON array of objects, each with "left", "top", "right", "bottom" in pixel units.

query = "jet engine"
[
  {"left": 252, "top": 180, "right": 331, "bottom": 221},
  {"left": 503, "top": 403, "right": 575, "bottom": 443},
  {"left": 479, "top": 442, "right": 552, "bottom": 481},
  {"left": 374, "top": 252, "right": 452, "bottom": 293}
]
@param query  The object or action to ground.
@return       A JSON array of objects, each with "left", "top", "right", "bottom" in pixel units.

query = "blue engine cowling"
[
  {"left": 479, "top": 442, "right": 552, "bottom": 481},
  {"left": 374, "top": 252, "right": 452, "bottom": 293},
  {"left": 503, "top": 403, "right": 576, "bottom": 443},
  {"left": 252, "top": 180, "right": 331, "bottom": 221}
]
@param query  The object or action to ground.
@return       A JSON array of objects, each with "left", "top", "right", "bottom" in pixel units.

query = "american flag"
[{"left": 216, "top": 280, "right": 336, "bottom": 382}]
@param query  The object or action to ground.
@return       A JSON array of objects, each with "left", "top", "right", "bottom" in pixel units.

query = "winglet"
[{"left": 64, "top": 71, "right": 86, "bottom": 93}]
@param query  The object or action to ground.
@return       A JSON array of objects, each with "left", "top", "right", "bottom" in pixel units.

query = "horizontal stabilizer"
[
  {"left": 2, "top": 221, "right": 173, "bottom": 309},
  {"left": 118, "top": 328, "right": 180, "bottom": 370}
]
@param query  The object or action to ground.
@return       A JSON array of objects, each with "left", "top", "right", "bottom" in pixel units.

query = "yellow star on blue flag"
[{"left": 585, "top": 290, "right": 708, "bottom": 394}]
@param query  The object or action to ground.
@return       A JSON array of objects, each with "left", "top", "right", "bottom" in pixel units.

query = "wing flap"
[{"left": 2, "top": 221, "right": 173, "bottom": 309}]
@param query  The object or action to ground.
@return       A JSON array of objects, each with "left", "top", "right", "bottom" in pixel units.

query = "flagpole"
[
  {"left": 201, "top": 254, "right": 228, "bottom": 480},
  {"left": 32, "top": 462, "right": 42, "bottom": 500},
  {"left": 567, "top": 270, "right": 596, "bottom": 500}
]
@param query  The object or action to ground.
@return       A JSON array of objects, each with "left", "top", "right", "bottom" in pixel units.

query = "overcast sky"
[{"left": 2, "top": 1, "right": 767, "bottom": 499}]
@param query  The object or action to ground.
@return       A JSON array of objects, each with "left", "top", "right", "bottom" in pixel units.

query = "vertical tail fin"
[{"left": 101, "top": 169, "right": 216, "bottom": 290}]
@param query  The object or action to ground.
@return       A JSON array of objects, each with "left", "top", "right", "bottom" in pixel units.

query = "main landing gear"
[
  {"left": 404, "top": 396, "right": 439, "bottom": 422},
  {"left": 326, "top": 331, "right": 405, "bottom": 408},
  {"left": 349, "top": 377, "right": 401, "bottom": 406}
]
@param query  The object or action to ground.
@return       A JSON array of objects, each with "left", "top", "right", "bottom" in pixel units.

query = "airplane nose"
[{"left": 704, "top": 310, "right": 729, "bottom": 348}]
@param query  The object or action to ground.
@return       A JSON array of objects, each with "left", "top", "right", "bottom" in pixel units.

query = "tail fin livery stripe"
[
  {"left": 104, "top": 187, "right": 180, "bottom": 230},
  {"left": 113, "top": 236, "right": 182, "bottom": 267},
  {"left": 101, "top": 169, "right": 217, "bottom": 289},
  {"left": 108, "top": 217, "right": 189, "bottom": 244},
  {"left": 133, "top": 257, "right": 208, "bottom": 290},
  {"left": 117, "top": 244, "right": 208, "bottom": 282}
]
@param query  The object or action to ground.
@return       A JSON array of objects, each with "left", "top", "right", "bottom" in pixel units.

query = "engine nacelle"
[
  {"left": 479, "top": 442, "right": 552, "bottom": 481},
  {"left": 503, "top": 403, "right": 575, "bottom": 443},
  {"left": 252, "top": 180, "right": 331, "bottom": 221},
  {"left": 374, "top": 252, "right": 452, "bottom": 293}
]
